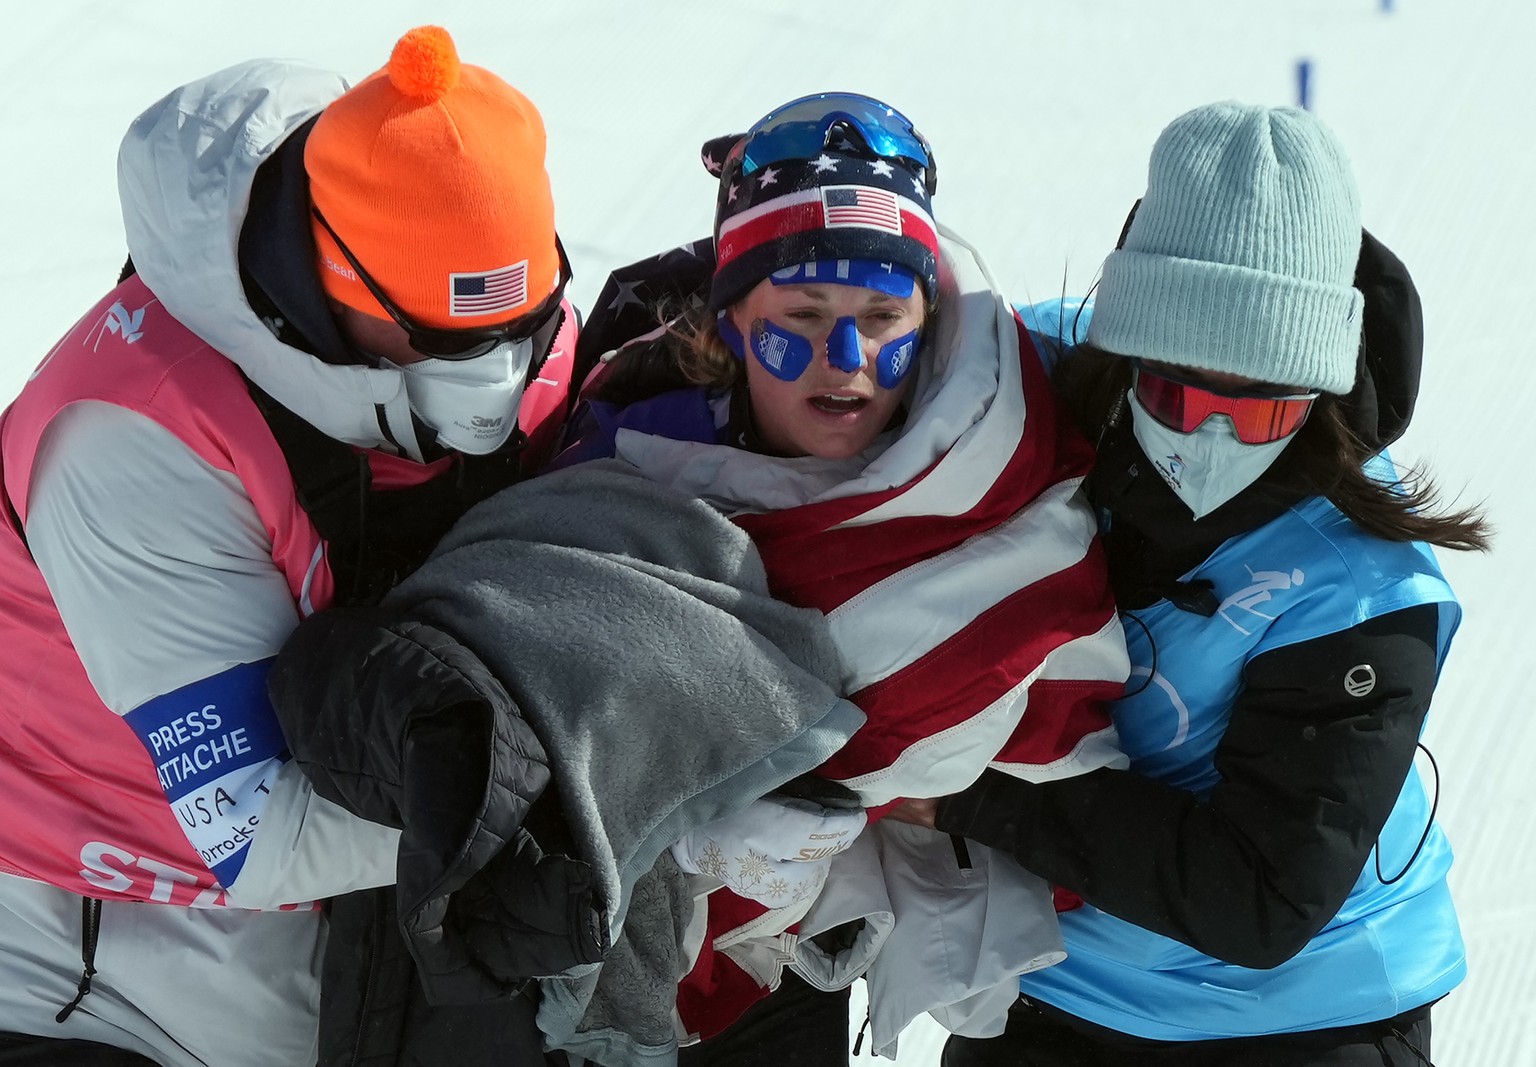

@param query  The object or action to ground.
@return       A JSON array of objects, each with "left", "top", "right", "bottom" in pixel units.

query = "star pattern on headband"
[
  {"left": 728, "top": 182, "right": 739, "bottom": 203},
  {"left": 758, "top": 166, "right": 779, "bottom": 188},
  {"left": 912, "top": 175, "right": 925, "bottom": 196},
  {"left": 702, "top": 150, "right": 723, "bottom": 175},
  {"left": 812, "top": 154, "right": 839, "bottom": 173},
  {"left": 871, "top": 159, "right": 894, "bottom": 178}
]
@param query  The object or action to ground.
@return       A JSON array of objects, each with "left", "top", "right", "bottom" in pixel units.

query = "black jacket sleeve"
[
  {"left": 269, "top": 606, "right": 607, "bottom": 1003},
  {"left": 935, "top": 602, "right": 1440, "bottom": 969},
  {"left": 269, "top": 605, "right": 529, "bottom": 834}
]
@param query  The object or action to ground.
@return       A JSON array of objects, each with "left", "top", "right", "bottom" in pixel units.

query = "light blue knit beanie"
[{"left": 1087, "top": 102, "right": 1365, "bottom": 394}]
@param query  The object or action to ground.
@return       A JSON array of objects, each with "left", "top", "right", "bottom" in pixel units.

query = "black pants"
[
  {"left": 943, "top": 996, "right": 1435, "bottom": 1067},
  {"left": 679, "top": 970, "right": 851, "bottom": 1067},
  {"left": 0, "top": 1034, "right": 157, "bottom": 1066}
]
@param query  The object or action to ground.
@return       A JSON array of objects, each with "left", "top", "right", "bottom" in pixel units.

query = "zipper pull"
[{"left": 851, "top": 1009, "right": 872, "bottom": 1056}]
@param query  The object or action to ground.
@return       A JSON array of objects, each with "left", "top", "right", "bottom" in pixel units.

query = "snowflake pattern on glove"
[
  {"left": 736, "top": 849, "right": 772, "bottom": 887},
  {"left": 672, "top": 800, "right": 862, "bottom": 910},
  {"left": 697, "top": 839, "right": 728, "bottom": 880},
  {"left": 792, "top": 863, "right": 828, "bottom": 903}
]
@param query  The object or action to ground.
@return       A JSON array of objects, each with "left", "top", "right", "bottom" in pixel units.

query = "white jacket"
[{"left": 0, "top": 59, "right": 424, "bottom": 1066}]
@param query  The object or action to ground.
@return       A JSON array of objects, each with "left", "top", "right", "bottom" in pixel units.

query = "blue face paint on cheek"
[
  {"left": 717, "top": 312, "right": 746, "bottom": 359},
  {"left": 719, "top": 313, "right": 813, "bottom": 382},
  {"left": 748, "top": 318, "right": 815, "bottom": 381},
  {"left": 875, "top": 329, "right": 920, "bottom": 390},
  {"left": 827, "top": 317, "right": 866, "bottom": 373}
]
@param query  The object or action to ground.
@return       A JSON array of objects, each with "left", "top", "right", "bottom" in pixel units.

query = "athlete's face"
[{"left": 728, "top": 280, "right": 925, "bottom": 459}]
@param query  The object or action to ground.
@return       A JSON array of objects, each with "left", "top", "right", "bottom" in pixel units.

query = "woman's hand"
[{"left": 884, "top": 797, "right": 939, "bottom": 828}]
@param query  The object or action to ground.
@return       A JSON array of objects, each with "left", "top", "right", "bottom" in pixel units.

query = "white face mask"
[
  {"left": 1128, "top": 392, "right": 1295, "bottom": 520},
  {"left": 388, "top": 339, "right": 534, "bottom": 455}
]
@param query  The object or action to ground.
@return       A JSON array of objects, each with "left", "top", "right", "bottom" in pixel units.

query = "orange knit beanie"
[{"left": 305, "top": 26, "right": 559, "bottom": 329}]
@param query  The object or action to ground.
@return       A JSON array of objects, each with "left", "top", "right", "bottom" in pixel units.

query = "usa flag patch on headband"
[
  {"left": 821, "top": 186, "right": 902, "bottom": 234},
  {"left": 449, "top": 260, "right": 529, "bottom": 317}
]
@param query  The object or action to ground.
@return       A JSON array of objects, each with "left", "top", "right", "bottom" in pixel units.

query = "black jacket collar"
[{"left": 1087, "top": 421, "right": 1308, "bottom": 611}]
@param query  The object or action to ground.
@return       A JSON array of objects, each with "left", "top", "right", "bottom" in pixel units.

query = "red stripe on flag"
[
  {"left": 676, "top": 936, "right": 775, "bottom": 1041},
  {"left": 680, "top": 891, "right": 793, "bottom": 1040},
  {"left": 814, "top": 547, "right": 1119, "bottom": 781},
  {"left": 993, "top": 679, "right": 1124, "bottom": 768}
]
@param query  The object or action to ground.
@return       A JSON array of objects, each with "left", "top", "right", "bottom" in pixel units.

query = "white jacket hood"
[{"left": 117, "top": 59, "right": 423, "bottom": 452}]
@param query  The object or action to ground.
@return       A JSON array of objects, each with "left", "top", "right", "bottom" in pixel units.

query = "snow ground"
[{"left": 2, "top": 2, "right": 1532, "bottom": 1062}]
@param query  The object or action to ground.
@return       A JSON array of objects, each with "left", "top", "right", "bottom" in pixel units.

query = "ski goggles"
[
  {"left": 737, "top": 92, "right": 937, "bottom": 196},
  {"left": 313, "top": 208, "right": 571, "bottom": 362},
  {"left": 1132, "top": 361, "right": 1318, "bottom": 444}
]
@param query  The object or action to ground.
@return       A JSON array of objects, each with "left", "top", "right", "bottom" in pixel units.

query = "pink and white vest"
[{"left": 0, "top": 272, "right": 573, "bottom": 906}]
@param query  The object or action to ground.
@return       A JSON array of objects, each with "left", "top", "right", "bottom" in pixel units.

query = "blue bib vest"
[{"left": 1015, "top": 301, "right": 1466, "bottom": 1039}]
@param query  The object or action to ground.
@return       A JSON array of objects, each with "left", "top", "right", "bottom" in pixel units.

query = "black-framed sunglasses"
[{"left": 313, "top": 207, "right": 571, "bottom": 361}]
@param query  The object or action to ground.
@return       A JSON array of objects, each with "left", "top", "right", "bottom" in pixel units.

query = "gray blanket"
[{"left": 383, "top": 460, "right": 864, "bottom": 1065}]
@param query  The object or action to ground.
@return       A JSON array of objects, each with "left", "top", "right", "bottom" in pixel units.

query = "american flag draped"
[{"left": 604, "top": 229, "right": 1129, "bottom": 1042}]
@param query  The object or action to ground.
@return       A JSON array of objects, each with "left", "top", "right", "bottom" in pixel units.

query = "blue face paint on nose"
[{"left": 826, "top": 317, "right": 864, "bottom": 373}]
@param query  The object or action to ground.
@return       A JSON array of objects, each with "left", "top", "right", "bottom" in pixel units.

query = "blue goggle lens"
[{"left": 738, "top": 92, "right": 935, "bottom": 193}]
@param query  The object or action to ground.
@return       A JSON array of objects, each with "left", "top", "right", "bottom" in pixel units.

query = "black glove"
[{"left": 443, "top": 819, "right": 609, "bottom": 984}]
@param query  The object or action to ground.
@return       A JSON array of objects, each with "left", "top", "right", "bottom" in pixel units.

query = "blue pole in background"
[
  {"left": 1382, "top": 0, "right": 1394, "bottom": 11},
  {"left": 1296, "top": 59, "right": 1312, "bottom": 110}
]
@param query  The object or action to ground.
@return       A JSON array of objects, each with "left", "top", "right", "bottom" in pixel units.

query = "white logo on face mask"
[
  {"left": 388, "top": 338, "right": 534, "bottom": 455},
  {"left": 1128, "top": 393, "right": 1295, "bottom": 520}
]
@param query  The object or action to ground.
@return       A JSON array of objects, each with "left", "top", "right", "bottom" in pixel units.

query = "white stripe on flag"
[{"left": 826, "top": 477, "right": 1094, "bottom": 690}]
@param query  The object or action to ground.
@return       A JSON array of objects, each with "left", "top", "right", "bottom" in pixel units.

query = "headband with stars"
[{"left": 704, "top": 138, "right": 939, "bottom": 311}]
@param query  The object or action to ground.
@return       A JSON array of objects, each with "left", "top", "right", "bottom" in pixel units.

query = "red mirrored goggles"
[{"left": 1132, "top": 362, "right": 1318, "bottom": 445}]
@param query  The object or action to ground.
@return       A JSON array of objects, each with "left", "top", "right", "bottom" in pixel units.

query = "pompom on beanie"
[{"left": 305, "top": 26, "right": 559, "bottom": 329}]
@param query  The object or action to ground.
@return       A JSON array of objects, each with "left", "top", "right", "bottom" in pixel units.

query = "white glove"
[{"left": 671, "top": 797, "right": 867, "bottom": 907}]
